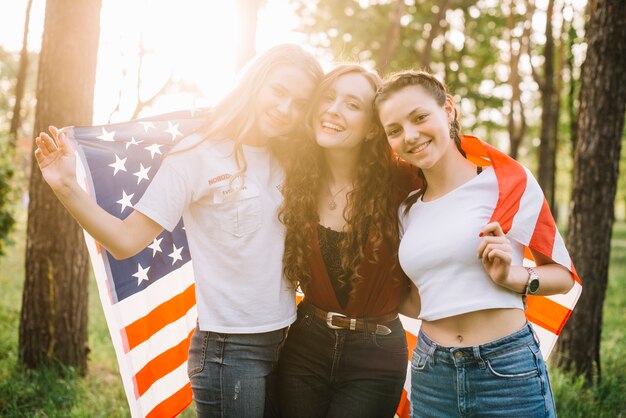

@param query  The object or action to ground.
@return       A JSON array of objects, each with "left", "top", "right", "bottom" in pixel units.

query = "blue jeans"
[
  {"left": 410, "top": 324, "right": 556, "bottom": 418},
  {"left": 277, "top": 304, "right": 408, "bottom": 418},
  {"left": 187, "top": 325, "right": 287, "bottom": 418}
]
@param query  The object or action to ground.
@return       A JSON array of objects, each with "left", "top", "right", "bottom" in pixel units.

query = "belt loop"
[
  {"left": 427, "top": 340, "right": 437, "bottom": 366},
  {"left": 363, "top": 318, "right": 369, "bottom": 336},
  {"left": 529, "top": 323, "right": 541, "bottom": 347},
  {"left": 349, "top": 318, "right": 357, "bottom": 331},
  {"left": 473, "top": 346, "right": 486, "bottom": 369}
]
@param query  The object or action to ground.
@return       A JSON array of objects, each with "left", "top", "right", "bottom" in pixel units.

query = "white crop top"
[{"left": 398, "top": 166, "right": 525, "bottom": 321}]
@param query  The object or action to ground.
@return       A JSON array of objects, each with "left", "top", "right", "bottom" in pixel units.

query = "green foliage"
[
  {"left": 0, "top": 140, "right": 16, "bottom": 257},
  {"left": 0, "top": 44, "right": 39, "bottom": 257},
  {"left": 0, "top": 219, "right": 194, "bottom": 417},
  {"left": 550, "top": 222, "right": 626, "bottom": 417},
  {"left": 0, "top": 46, "right": 38, "bottom": 137},
  {"left": 288, "top": 0, "right": 533, "bottom": 143}
]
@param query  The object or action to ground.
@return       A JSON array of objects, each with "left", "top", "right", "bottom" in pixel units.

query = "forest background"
[{"left": 0, "top": 0, "right": 625, "bottom": 417}]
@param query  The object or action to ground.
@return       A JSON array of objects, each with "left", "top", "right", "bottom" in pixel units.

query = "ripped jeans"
[{"left": 188, "top": 325, "right": 287, "bottom": 418}]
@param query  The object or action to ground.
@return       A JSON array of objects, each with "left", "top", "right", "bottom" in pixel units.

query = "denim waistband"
[{"left": 416, "top": 323, "right": 540, "bottom": 365}]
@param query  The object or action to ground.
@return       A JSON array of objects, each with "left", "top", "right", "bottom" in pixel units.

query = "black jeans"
[{"left": 277, "top": 304, "right": 408, "bottom": 418}]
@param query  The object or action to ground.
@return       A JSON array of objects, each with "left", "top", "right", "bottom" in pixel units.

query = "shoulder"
[{"left": 164, "top": 135, "right": 228, "bottom": 166}]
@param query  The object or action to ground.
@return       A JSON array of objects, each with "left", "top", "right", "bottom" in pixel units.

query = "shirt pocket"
[{"left": 211, "top": 182, "right": 263, "bottom": 237}]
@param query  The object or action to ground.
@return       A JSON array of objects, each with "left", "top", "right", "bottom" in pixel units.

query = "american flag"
[
  {"left": 68, "top": 109, "right": 212, "bottom": 417},
  {"left": 394, "top": 135, "right": 582, "bottom": 418},
  {"left": 70, "top": 115, "right": 580, "bottom": 418}
]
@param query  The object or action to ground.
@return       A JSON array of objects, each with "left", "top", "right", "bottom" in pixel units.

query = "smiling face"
[
  {"left": 313, "top": 72, "right": 377, "bottom": 151},
  {"left": 254, "top": 65, "right": 317, "bottom": 142},
  {"left": 377, "top": 85, "right": 455, "bottom": 171}
]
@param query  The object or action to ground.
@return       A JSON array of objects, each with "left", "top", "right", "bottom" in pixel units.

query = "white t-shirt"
[
  {"left": 398, "top": 166, "right": 524, "bottom": 321},
  {"left": 135, "top": 136, "right": 296, "bottom": 333}
]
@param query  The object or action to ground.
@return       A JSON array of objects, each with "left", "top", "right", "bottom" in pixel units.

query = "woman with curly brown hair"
[{"left": 276, "top": 64, "right": 419, "bottom": 418}]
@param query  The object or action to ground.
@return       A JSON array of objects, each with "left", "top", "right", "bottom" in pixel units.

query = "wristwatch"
[{"left": 524, "top": 267, "right": 540, "bottom": 295}]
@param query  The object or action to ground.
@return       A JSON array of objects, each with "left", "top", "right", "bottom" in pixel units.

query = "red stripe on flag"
[
  {"left": 460, "top": 136, "right": 527, "bottom": 235},
  {"left": 528, "top": 199, "right": 557, "bottom": 258},
  {"left": 396, "top": 389, "right": 411, "bottom": 418},
  {"left": 526, "top": 295, "right": 572, "bottom": 335},
  {"left": 122, "top": 284, "right": 196, "bottom": 352},
  {"left": 145, "top": 382, "right": 193, "bottom": 418},
  {"left": 524, "top": 246, "right": 534, "bottom": 261},
  {"left": 133, "top": 329, "right": 195, "bottom": 398}
]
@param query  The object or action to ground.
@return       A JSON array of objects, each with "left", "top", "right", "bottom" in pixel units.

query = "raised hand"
[
  {"left": 34, "top": 126, "right": 77, "bottom": 192},
  {"left": 477, "top": 222, "right": 512, "bottom": 287}
]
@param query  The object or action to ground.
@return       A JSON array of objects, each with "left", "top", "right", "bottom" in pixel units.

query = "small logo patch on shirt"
[{"left": 208, "top": 173, "right": 232, "bottom": 185}]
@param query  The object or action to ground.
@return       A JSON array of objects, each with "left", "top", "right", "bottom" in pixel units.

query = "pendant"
[{"left": 329, "top": 199, "right": 337, "bottom": 210}]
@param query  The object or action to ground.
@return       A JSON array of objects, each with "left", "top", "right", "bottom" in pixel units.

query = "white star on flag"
[
  {"left": 125, "top": 136, "right": 143, "bottom": 150},
  {"left": 169, "top": 244, "right": 184, "bottom": 265},
  {"left": 147, "top": 237, "right": 163, "bottom": 257},
  {"left": 145, "top": 143, "right": 163, "bottom": 159},
  {"left": 133, "top": 163, "right": 151, "bottom": 184},
  {"left": 116, "top": 190, "right": 134, "bottom": 213},
  {"left": 108, "top": 154, "right": 127, "bottom": 175},
  {"left": 97, "top": 128, "right": 116, "bottom": 142},
  {"left": 140, "top": 121, "right": 156, "bottom": 133},
  {"left": 165, "top": 122, "right": 182, "bottom": 142},
  {"left": 132, "top": 263, "right": 150, "bottom": 285}
]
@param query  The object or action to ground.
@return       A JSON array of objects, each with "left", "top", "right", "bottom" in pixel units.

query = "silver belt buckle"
[
  {"left": 375, "top": 324, "right": 392, "bottom": 335},
  {"left": 326, "top": 312, "right": 347, "bottom": 329}
]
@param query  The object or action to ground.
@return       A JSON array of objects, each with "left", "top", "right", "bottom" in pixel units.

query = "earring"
[{"left": 449, "top": 123, "right": 457, "bottom": 139}]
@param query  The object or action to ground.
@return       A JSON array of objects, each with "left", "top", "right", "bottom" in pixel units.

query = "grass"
[
  {"left": 0, "top": 217, "right": 193, "bottom": 417},
  {"left": 0, "top": 218, "right": 625, "bottom": 417},
  {"left": 550, "top": 222, "right": 626, "bottom": 417}
]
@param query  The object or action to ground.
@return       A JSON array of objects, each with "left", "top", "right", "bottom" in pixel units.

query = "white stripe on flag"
[
  {"left": 115, "top": 261, "right": 195, "bottom": 327},
  {"left": 530, "top": 322, "right": 558, "bottom": 359},
  {"left": 126, "top": 305, "right": 198, "bottom": 373},
  {"left": 544, "top": 281, "right": 582, "bottom": 311},
  {"left": 550, "top": 229, "right": 572, "bottom": 268},
  {"left": 509, "top": 168, "right": 543, "bottom": 245},
  {"left": 140, "top": 361, "right": 190, "bottom": 416}
]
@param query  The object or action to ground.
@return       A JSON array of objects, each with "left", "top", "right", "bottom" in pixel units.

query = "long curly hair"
[{"left": 280, "top": 64, "right": 402, "bottom": 294}]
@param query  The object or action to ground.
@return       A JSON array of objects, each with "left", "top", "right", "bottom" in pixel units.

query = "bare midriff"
[{"left": 421, "top": 308, "right": 527, "bottom": 347}]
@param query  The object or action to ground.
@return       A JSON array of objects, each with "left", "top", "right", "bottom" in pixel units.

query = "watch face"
[{"left": 528, "top": 279, "right": 540, "bottom": 294}]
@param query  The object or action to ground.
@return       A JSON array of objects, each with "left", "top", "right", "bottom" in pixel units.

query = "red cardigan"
[{"left": 303, "top": 160, "right": 420, "bottom": 318}]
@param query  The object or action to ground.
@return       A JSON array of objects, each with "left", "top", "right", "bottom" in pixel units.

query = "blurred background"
[{"left": 0, "top": 1, "right": 624, "bottom": 417}]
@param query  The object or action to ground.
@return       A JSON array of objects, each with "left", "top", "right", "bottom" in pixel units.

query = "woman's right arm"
[
  {"left": 398, "top": 282, "right": 421, "bottom": 318},
  {"left": 35, "top": 126, "right": 163, "bottom": 259}
]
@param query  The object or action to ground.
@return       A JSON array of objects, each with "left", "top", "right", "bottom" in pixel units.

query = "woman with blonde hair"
[
  {"left": 33, "top": 44, "right": 322, "bottom": 418},
  {"left": 277, "top": 64, "right": 419, "bottom": 418}
]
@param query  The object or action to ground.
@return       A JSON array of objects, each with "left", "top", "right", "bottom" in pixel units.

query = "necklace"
[{"left": 327, "top": 183, "right": 349, "bottom": 210}]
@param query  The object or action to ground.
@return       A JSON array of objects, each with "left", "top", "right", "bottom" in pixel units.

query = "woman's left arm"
[{"left": 506, "top": 251, "right": 575, "bottom": 296}]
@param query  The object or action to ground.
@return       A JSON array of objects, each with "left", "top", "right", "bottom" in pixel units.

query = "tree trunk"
[
  {"left": 419, "top": 0, "right": 451, "bottom": 70},
  {"left": 507, "top": 0, "right": 533, "bottom": 159},
  {"left": 565, "top": 16, "right": 578, "bottom": 157},
  {"left": 537, "top": 0, "right": 558, "bottom": 214},
  {"left": 376, "top": 0, "right": 404, "bottom": 74},
  {"left": 235, "top": 0, "right": 264, "bottom": 71},
  {"left": 9, "top": 0, "right": 34, "bottom": 142},
  {"left": 554, "top": 0, "right": 626, "bottom": 383},
  {"left": 19, "top": 0, "right": 102, "bottom": 374}
]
